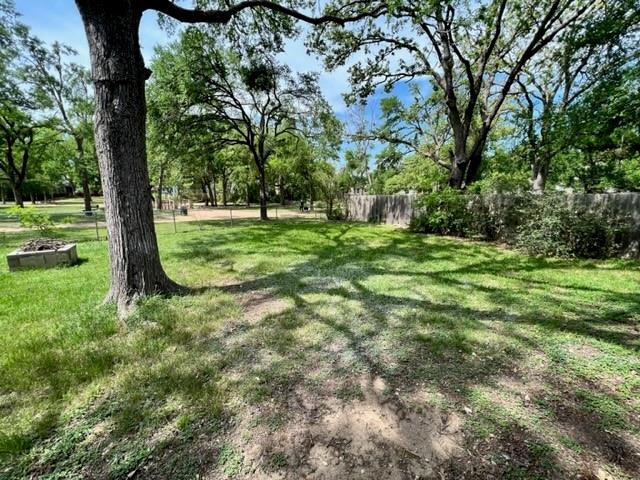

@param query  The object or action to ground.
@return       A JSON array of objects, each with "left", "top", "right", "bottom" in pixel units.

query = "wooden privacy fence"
[
  {"left": 346, "top": 192, "right": 640, "bottom": 254},
  {"left": 346, "top": 194, "right": 417, "bottom": 225}
]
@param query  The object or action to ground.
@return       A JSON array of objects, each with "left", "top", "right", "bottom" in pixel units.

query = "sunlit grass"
[{"left": 1, "top": 219, "right": 639, "bottom": 478}]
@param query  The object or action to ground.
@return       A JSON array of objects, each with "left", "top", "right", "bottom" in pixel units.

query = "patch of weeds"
[
  {"left": 466, "top": 388, "right": 512, "bottom": 438},
  {"left": 175, "top": 414, "right": 191, "bottom": 432},
  {"left": 108, "top": 442, "right": 152, "bottom": 479},
  {"left": 0, "top": 432, "right": 32, "bottom": 457},
  {"left": 336, "top": 383, "right": 365, "bottom": 401},
  {"left": 266, "top": 413, "right": 287, "bottom": 432},
  {"left": 559, "top": 435, "right": 584, "bottom": 453},
  {"left": 526, "top": 439, "right": 556, "bottom": 471},
  {"left": 545, "top": 342, "right": 569, "bottom": 365},
  {"left": 576, "top": 388, "right": 628, "bottom": 430},
  {"left": 217, "top": 443, "right": 244, "bottom": 477},
  {"left": 247, "top": 416, "right": 260, "bottom": 429},
  {"left": 266, "top": 451, "right": 288, "bottom": 470}
]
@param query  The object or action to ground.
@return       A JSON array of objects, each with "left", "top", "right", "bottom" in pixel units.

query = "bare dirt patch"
[
  {"left": 238, "top": 290, "right": 290, "bottom": 324},
  {"left": 216, "top": 374, "right": 464, "bottom": 480}
]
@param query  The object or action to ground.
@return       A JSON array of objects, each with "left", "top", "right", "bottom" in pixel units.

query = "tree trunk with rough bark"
[
  {"left": 202, "top": 181, "right": 210, "bottom": 206},
  {"left": 156, "top": 164, "right": 164, "bottom": 210},
  {"left": 531, "top": 162, "right": 547, "bottom": 193},
  {"left": 81, "top": 169, "right": 92, "bottom": 211},
  {"left": 76, "top": 0, "right": 181, "bottom": 314},
  {"left": 221, "top": 169, "right": 228, "bottom": 206},
  {"left": 12, "top": 185, "right": 23, "bottom": 207},
  {"left": 210, "top": 178, "right": 217, "bottom": 207},
  {"left": 74, "top": 137, "right": 93, "bottom": 212},
  {"left": 448, "top": 160, "right": 466, "bottom": 189},
  {"left": 256, "top": 163, "right": 268, "bottom": 220}
]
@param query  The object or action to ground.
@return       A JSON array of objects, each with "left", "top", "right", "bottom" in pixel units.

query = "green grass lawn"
[
  {"left": 0, "top": 198, "right": 106, "bottom": 230},
  {"left": 1, "top": 220, "right": 639, "bottom": 479}
]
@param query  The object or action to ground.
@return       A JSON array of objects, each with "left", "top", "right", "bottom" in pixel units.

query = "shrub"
[
  {"left": 409, "top": 188, "right": 471, "bottom": 236},
  {"left": 327, "top": 202, "right": 346, "bottom": 221},
  {"left": 409, "top": 191, "right": 631, "bottom": 258},
  {"left": 7, "top": 206, "right": 55, "bottom": 235},
  {"left": 514, "top": 195, "right": 630, "bottom": 258},
  {"left": 468, "top": 194, "right": 530, "bottom": 242}
]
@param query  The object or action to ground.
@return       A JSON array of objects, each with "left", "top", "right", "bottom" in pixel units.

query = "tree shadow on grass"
[
  {"left": 3, "top": 221, "right": 639, "bottom": 479},
  {"left": 168, "top": 221, "right": 640, "bottom": 478}
]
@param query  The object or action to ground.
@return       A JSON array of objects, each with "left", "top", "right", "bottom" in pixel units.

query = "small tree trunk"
[
  {"left": 12, "top": 186, "right": 23, "bottom": 207},
  {"left": 210, "top": 178, "right": 217, "bottom": 207},
  {"left": 0, "top": 184, "right": 5, "bottom": 204},
  {"left": 206, "top": 181, "right": 215, "bottom": 207},
  {"left": 30, "top": 192, "right": 35, "bottom": 205},
  {"left": 222, "top": 172, "right": 228, "bottom": 206},
  {"left": 156, "top": 165, "right": 164, "bottom": 210},
  {"left": 280, "top": 177, "right": 286, "bottom": 205},
  {"left": 81, "top": 169, "right": 92, "bottom": 212},
  {"left": 202, "top": 181, "right": 209, "bottom": 206},
  {"left": 258, "top": 169, "right": 268, "bottom": 220},
  {"left": 76, "top": 0, "right": 181, "bottom": 314}
]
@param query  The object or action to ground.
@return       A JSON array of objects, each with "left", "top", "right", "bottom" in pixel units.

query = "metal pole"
[
  {"left": 94, "top": 212, "right": 99, "bottom": 241},
  {"left": 172, "top": 209, "right": 177, "bottom": 233}
]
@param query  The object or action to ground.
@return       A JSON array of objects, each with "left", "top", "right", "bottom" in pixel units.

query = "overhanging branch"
[{"left": 143, "top": 0, "right": 384, "bottom": 26}]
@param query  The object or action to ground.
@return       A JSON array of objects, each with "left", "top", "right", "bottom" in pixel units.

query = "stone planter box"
[{"left": 7, "top": 243, "right": 78, "bottom": 271}]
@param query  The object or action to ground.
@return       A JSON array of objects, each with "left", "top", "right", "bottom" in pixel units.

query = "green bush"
[
  {"left": 409, "top": 191, "right": 631, "bottom": 258},
  {"left": 327, "top": 202, "right": 345, "bottom": 221},
  {"left": 468, "top": 194, "right": 530, "bottom": 242},
  {"left": 409, "top": 188, "right": 471, "bottom": 236},
  {"left": 514, "top": 195, "right": 630, "bottom": 258},
  {"left": 7, "top": 206, "right": 55, "bottom": 235}
]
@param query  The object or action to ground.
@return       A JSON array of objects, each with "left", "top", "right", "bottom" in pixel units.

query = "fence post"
[
  {"left": 94, "top": 212, "right": 100, "bottom": 241},
  {"left": 172, "top": 209, "right": 177, "bottom": 233}
]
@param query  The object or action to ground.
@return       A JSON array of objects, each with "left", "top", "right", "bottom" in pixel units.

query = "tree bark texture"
[
  {"left": 11, "top": 186, "right": 23, "bottom": 208},
  {"left": 156, "top": 164, "right": 164, "bottom": 210},
  {"left": 257, "top": 166, "right": 268, "bottom": 220},
  {"left": 76, "top": 0, "right": 181, "bottom": 313}
]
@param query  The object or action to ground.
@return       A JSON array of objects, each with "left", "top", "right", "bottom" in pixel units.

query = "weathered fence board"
[{"left": 346, "top": 194, "right": 416, "bottom": 225}]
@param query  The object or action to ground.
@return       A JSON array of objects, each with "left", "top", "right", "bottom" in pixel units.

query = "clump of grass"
[{"left": 216, "top": 443, "right": 244, "bottom": 476}]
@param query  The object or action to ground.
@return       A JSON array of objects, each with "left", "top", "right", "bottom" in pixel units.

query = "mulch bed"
[{"left": 19, "top": 238, "right": 69, "bottom": 252}]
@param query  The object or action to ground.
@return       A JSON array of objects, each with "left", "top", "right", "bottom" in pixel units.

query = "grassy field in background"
[{"left": 0, "top": 220, "right": 639, "bottom": 479}]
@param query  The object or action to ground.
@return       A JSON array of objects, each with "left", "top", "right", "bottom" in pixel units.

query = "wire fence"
[{"left": 0, "top": 203, "right": 328, "bottom": 240}]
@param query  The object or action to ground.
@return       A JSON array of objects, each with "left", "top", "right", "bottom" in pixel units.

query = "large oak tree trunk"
[
  {"left": 448, "top": 154, "right": 467, "bottom": 189},
  {"left": 463, "top": 136, "right": 488, "bottom": 187},
  {"left": 532, "top": 168, "right": 546, "bottom": 193},
  {"left": 76, "top": 0, "right": 181, "bottom": 313}
]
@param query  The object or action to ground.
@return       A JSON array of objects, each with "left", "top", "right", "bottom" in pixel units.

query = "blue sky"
[{"left": 14, "top": 0, "right": 416, "bottom": 164}]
